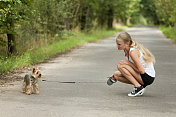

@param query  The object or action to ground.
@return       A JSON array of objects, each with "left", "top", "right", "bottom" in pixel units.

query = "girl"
[{"left": 107, "top": 32, "right": 155, "bottom": 97}]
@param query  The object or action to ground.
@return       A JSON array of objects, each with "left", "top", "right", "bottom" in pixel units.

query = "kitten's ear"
[{"left": 32, "top": 68, "right": 36, "bottom": 73}]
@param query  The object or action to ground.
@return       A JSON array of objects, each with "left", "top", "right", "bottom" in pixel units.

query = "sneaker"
[
  {"left": 128, "top": 85, "right": 144, "bottom": 97},
  {"left": 107, "top": 77, "right": 117, "bottom": 86},
  {"left": 139, "top": 88, "right": 145, "bottom": 96}
]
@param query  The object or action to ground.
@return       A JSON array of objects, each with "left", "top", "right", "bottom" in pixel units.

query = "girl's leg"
[
  {"left": 117, "top": 64, "right": 144, "bottom": 87},
  {"left": 113, "top": 71, "right": 132, "bottom": 84}
]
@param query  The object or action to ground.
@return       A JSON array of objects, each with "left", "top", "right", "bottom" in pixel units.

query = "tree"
[
  {"left": 0, "top": 0, "right": 33, "bottom": 56},
  {"left": 140, "top": 0, "right": 159, "bottom": 25},
  {"left": 154, "top": 0, "right": 176, "bottom": 26},
  {"left": 78, "top": 0, "right": 97, "bottom": 31}
]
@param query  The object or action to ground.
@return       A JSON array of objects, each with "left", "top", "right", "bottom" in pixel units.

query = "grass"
[
  {"left": 0, "top": 26, "right": 128, "bottom": 73},
  {"left": 158, "top": 25, "right": 176, "bottom": 40}
]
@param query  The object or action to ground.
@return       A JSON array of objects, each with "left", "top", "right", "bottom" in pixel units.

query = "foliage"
[
  {"left": 140, "top": 0, "right": 176, "bottom": 26},
  {"left": 139, "top": 0, "right": 159, "bottom": 25},
  {"left": 0, "top": 26, "right": 127, "bottom": 72},
  {"left": 159, "top": 25, "right": 176, "bottom": 40},
  {"left": 0, "top": 0, "right": 33, "bottom": 33},
  {"left": 154, "top": 0, "right": 176, "bottom": 26},
  {"left": 0, "top": 0, "right": 33, "bottom": 55},
  {"left": 0, "top": 0, "right": 142, "bottom": 56}
]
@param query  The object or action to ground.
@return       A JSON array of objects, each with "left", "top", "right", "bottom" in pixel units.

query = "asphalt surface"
[{"left": 1, "top": 26, "right": 176, "bottom": 117}]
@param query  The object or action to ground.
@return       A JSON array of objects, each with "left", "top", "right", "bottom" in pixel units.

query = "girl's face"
[{"left": 116, "top": 40, "right": 128, "bottom": 50}]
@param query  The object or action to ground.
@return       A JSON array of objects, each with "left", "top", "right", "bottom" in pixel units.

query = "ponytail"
[{"left": 130, "top": 39, "right": 156, "bottom": 64}]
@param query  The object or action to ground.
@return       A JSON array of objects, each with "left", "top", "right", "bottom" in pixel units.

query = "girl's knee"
[
  {"left": 117, "top": 64, "right": 126, "bottom": 71},
  {"left": 118, "top": 64, "right": 130, "bottom": 70}
]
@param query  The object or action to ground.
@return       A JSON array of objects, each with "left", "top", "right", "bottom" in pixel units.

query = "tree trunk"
[
  {"left": 7, "top": 33, "right": 16, "bottom": 56},
  {"left": 85, "top": 7, "right": 93, "bottom": 31},
  {"left": 126, "top": 17, "right": 131, "bottom": 25},
  {"left": 74, "top": 2, "right": 80, "bottom": 28},
  {"left": 107, "top": 8, "right": 113, "bottom": 29},
  {"left": 7, "top": 21, "right": 16, "bottom": 56},
  {"left": 80, "top": 7, "right": 87, "bottom": 30}
]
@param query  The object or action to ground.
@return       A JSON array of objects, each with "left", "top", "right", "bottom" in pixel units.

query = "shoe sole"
[
  {"left": 139, "top": 88, "right": 145, "bottom": 96},
  {"left": 139, "top": 91, "right": 144, "bottom": 96},
  {"left": 128, "top": 88, "right": 145, "bottom": 97}
]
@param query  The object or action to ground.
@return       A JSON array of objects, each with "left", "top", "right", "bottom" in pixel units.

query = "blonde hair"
[{"left": 116, "top": 32, "right": 156, "bottom": 64}]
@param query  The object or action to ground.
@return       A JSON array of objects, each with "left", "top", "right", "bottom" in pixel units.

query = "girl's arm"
[{"left": 129, "top": 49, "right": 145, "bottom": 74}]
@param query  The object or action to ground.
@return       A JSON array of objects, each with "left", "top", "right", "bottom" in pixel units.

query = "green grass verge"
[
  {"left": 158, "top": 25, "right": 176, "bottom": 40},
  {"left": 0, "top": 26, "right": 127, "bottom": 72}
]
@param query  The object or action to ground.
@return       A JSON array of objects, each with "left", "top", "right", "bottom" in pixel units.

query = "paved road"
[{"left": 1, "top": 26, "right": 176, "bottom": 117}]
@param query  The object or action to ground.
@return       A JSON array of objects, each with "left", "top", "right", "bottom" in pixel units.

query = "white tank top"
[{"left": 129, "top": 48, "right": 155, "bottom": 77}]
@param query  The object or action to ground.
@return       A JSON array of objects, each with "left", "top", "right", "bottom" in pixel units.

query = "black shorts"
[{"left": 140, "top": 73, "right": 155, "bottom": 88}]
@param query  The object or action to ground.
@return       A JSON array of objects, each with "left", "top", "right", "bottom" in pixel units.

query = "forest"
[{"left": 0, "top": 0, "right": 176, "bottom": 72}]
